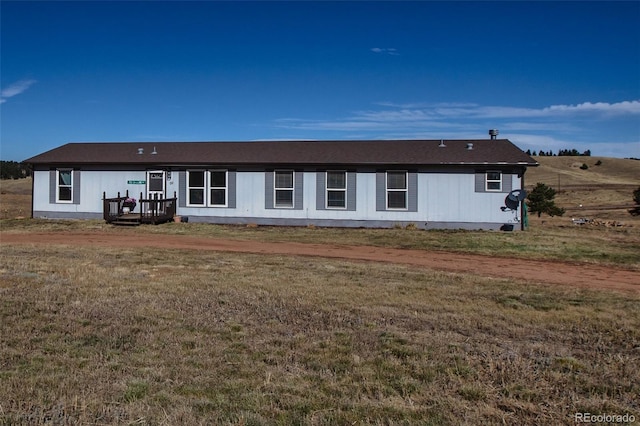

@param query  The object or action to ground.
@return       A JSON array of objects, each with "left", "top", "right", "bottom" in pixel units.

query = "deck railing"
[
  {"left": 139, "top": 192, "right": 177, "bottom": 224},
  {"left": 103, "top": 191, "right": 129, "bottom": 223},
  {"left": 103, "top": 191, "right": 177, "bottom": 225}
]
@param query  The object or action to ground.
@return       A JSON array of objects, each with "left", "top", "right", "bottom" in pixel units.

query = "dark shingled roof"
[{"left": 24, "top": 139, "right": 538, "bottom": 167}]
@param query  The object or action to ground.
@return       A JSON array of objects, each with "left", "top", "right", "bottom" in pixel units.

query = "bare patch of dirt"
[{"left": 2, "top": 231, "right": 639, "bottom": 293}]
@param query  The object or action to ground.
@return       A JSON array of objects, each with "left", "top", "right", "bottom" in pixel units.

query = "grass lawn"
[{"left": 1, "top": 241, "right": 639, "bottom": 424}]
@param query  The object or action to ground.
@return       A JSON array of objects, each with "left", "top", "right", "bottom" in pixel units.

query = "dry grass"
[
  {"left": 0, "top": 178, "right": 31, "bottom": 220},
  {"left": 1, "top": 244, "right": 638, "bottom": 425},
  {"left": 527, "top": 157, "right": 640, "bottom": 221},
  {"left": 527, "top": 156, "right": 640, "bottom": 188}
]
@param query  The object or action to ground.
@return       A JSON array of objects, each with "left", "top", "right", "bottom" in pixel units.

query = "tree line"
[
  {"left": 526, "top": 148, "right": 591, "bottom": 157},
  {"left": 0, "top": 161, "right": 32, "bottom": 179}
]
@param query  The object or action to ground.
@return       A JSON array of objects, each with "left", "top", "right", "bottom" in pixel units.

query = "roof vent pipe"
[
  {"left": 438, "top": 139, "right": 446, "bottom": 147},
  {"left": 137, "top": 148, "right": 144, "bottom": 155},
  {"left": 489, "top": 129, "right": 499, "bottom": 140},
  {"left": 151, "top": 146, "right": 158, "bottom": 155},
  {"left": 466, "top": 143, "right": 474, "bottom": 150}
]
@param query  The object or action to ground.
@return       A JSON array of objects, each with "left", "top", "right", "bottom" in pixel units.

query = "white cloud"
[
  {"left": 480, "top": 101, "right": 640, "bottom": 118},
  {"left": 379, "top": 101, "right": 640, "bottom": 120},
  {"left": 545, "top": 100, "right": 640, "bottom": 115},
  {"left": 272, "top": 99, "right": 640, "bottom": 157},
  {"left": 0, "top": 79, "right": 37, "bottom": 104},
  {"left": 280, "top": 100, "right": 640, "bottom": 129},
  {"left": 370, "top": 47, "right": 399, "bottom": 56}
]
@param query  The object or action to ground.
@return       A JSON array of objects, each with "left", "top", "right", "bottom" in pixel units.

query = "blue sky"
[{"left": 1, "top": 1, "right": 639, "bottom": 161}]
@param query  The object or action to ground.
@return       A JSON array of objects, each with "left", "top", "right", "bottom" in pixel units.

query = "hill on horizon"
[
  {"left": 526, "top": 156, "right": 639, "bottom": 188},
  {"left": 525, "top": 156, "right": 639, "bottom": 222}
]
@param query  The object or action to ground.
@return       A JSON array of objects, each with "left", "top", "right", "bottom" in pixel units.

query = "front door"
[
  {"left": 146, "top": 170, "right": 165, "bottom": 199},
  {"left": 146, "top": 170, "right": 166, "bottom": 214}
]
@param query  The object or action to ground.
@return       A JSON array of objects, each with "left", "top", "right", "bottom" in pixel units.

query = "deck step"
[
  {"left": 111, "top": 220, "right": 141, "bottom": 226},
  {"left": 110, "top": 214, "right": 142, "bottom": 226}
]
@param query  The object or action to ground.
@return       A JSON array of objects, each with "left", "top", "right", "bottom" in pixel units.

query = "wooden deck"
[{"left": 103, "top": 191, "right": 177, "bottom": 226}]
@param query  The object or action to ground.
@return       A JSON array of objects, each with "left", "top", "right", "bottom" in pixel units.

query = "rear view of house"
[{"left": 24, "top": 139, "right": 538, "bottom": 230}]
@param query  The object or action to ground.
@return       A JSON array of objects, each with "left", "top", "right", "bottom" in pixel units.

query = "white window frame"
[
  {"left": 386, "top": 171, "right": 408, "bottom": 210},
  {"left": 186, "top": 170, "right": 206, "bottom": 206},
  {"left": 274, "top": 170, "right": 294, "bottom": 208},
  {"left": 486, "top": 171, "right": 502, "bottom": 192},
  {"left": 209, "top": 169, "right": 228, "bottom": 207},
  {"left": 56, "top": 169, "right": 73, "bottom": 203},
  {"left": 326, "top": 170, "right": 347, "bottom": 209}
]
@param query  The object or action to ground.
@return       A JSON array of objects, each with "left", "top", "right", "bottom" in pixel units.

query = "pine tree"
[{"left": 527, "top": 183, "right": 565, "bottom": 218}]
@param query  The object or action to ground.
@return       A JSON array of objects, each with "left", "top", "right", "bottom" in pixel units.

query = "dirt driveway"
[{"left": 2, "top": 231, "right": 639, "bottom": 293}]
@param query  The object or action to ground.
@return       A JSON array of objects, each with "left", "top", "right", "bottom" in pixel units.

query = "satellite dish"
[
  {"left": 504, "top": 196, "right": 519, "bottom": 210},
  {"left": 503, "top": 189, "right": 527, "bottom": 211},
  {"left": 507, "top": 189, "right": 527, "bottom": 202}
]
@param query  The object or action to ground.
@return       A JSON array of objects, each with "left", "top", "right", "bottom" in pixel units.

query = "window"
[
  {"left": 386, "top": 171, "right": 407, "bottom": 209},
  {"left": 326, "top": 171, "right": 346, "bottom": 208},
  {"left": 275, "top": 170, "right": 294, "bottom": 208},
  {"left": 57, "top": 169, "right": 73, "bottom": 202},
  {"left": 486, "top": 171, "right": 502, "bottom": 191},
  {"left": 187, "top": 170, "right": 206, "bottom": 205},
  {"left": 187, "top": 170, "right": 229, "bottom": 206},
  {"left": 209, "top": 170, "right": 227, "bottom": 206}
]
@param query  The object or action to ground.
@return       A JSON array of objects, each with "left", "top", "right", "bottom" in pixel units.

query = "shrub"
[
  {"left": 630, "top": 187, "right": 640, "bottom": 216},
  {"left": 527, "top": 183, "right": 565, "bottom": 218}
]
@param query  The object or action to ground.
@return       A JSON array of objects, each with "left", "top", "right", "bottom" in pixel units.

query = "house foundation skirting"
[
  {"left": 182, "top": 215, "right": 511, "bottom": 231},
  {"left": 33, "top": 211, "right": 104, "bottom": 220},
  {"left": 32, "top": 211, "right": 514, "bottom": 231}
]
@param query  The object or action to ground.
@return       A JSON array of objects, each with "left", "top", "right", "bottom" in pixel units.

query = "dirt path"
[{"left": 2, "top": 231, "right": 639, "bottom": 293}]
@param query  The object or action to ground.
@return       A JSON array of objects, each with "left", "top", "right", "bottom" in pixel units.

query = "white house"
[{"left": 24, "top": 139, "right": 538, "bottom": 230}]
